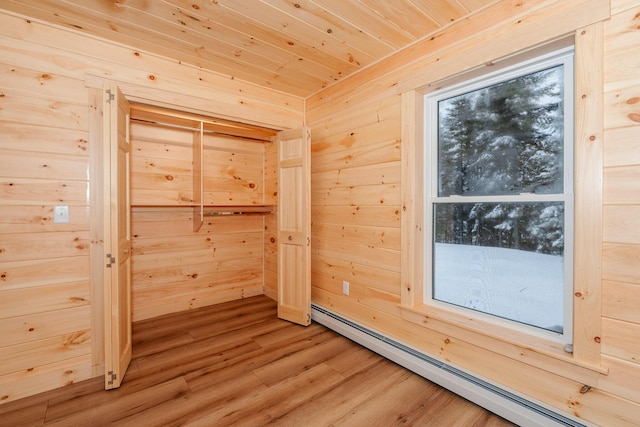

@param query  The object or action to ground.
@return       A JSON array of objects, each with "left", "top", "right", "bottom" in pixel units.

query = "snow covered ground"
[{"left": 432, "top": 242, "right": 565, "bottom": 333}]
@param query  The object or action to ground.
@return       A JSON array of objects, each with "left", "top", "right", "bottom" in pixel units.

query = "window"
[{"left": 424, "top": 48, "right": 574, "bottom": 344}]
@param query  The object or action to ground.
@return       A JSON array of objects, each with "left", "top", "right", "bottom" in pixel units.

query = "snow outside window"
[{"left": 424, "top": 48, "right": 574, "bottom": 344}]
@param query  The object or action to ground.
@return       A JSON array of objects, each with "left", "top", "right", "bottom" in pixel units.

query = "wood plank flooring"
[{"left": 0, "top": 296, "right": 516, "bottom": 426}]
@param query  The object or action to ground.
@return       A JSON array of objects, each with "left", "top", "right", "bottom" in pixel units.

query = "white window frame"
[{"left": 423, "top": 47, "right": 575, "bottom": 345}]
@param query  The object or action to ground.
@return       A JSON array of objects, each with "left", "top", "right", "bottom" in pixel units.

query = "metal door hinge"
[
  {"left": 107, "top": 371, "right": 117, "bottom": 385},
  {"left": 106, "top": 89, "right": 115, "bottom": 103},
  {"left": 106, "top": 253, "right": 115, "bottom": 268}
]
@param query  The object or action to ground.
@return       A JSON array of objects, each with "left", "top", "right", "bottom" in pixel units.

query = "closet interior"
[{"left": 128, "top": 105, "right": 279, "bottom": 322}]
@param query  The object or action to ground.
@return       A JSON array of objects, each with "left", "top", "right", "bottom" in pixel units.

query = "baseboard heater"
[{"left": 311, "top": 304, "right": 594, "bottom": 427}]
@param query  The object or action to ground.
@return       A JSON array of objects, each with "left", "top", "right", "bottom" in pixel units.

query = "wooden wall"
[
  {"left": 0, "top": 11, "right": 301, "bottom": 403},
  {"left": 129, "top": 121, "right": 274, "bottom": 321},
  {"left": 307, "top": 0, "right": 640, "bottom": 425}
]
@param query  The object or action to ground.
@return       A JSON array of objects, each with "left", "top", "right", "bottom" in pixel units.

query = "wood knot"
[
  {"left": 594, "top": 336, "right": 601, "bottom": 343},
  {"left": 165, "top": 175, "right": 174, "bottom": 181},
  {"left": 628, "top": 112, "right": 640, "bottom": 123}
]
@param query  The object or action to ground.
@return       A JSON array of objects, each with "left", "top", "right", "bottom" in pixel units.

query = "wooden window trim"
[{"left": 400, "top": 25, "right": 605, "bottom": 379}]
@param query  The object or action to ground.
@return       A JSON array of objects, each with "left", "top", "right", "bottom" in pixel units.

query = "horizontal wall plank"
[
  {"left": 133, "top": 284, "right": 263, "bottom": 322},
  {"left": 603, "top": 280, "right": 640, "bottom": 324},
  {"left": 312, "top": 253, "right": 400, "bottom": 296},
  {"left": 0, "top": 90, "right": 87, "bottom": 131},
  {"left": 0, "top": 149, "right": 88, "bottom": 181},
  {"left": 311, "top": 205, "right": 401, "bottom": 228},
  {"left": 0, "top": 330, "right": 91, "bottom": 377},
  {"left": 132, "top": 258, "right": 262, "bottom": 290},
  {"left": 0, "top": 305, "right": 91, "bottom": 347},
  {"left": 0, "top": 121, "right": 88, "bottom": 156},
  {"left": 0, "top": 355, "right": 93, "bottom": 404},
  {"left": 133, "top": 231, "right": 262, "bottom": 256},
  {"left": 0, "top": 257, "right": 89, "bottom": 291},
  {"left": 603, "top": 165, "right": 640, "bottom": 205},
  {"left": 311, "top": 183, "right": 401, "bottom": 207},
  {"left": 0, "top": 206, "right": 89, "bottom": 234},
  {"left": 604, "top": 126, "right": 640, "bottom": 168},
  {"left": 598, "top": 355, "right": 640, "bottom": 405},
  {"left": 312, "top": 238, "right": 400, "bottom": 273},
  {"left": 603, "top": 243, "right": 640, "bottom": 285},
  {"left": 312, "top": 138, "right": 401, "bottom": 174},
  {"left": 0, "top": 178, "right": 88, "bottom": 206},
  {"left": 312, "top": 161, "right": 401, "bottom": 190},
  {"left": 602, "top": 317, "right": 640, "bottom": 364},
  {"left": 604, "top": 81, "right": 640, "bottom": 130},
  {"left": 603, "top": 205, "right": 640, "bottom": 244},
  {"left": 0, "top": 63, "right": 86, "bottom": 104},
  {"left": 0, "top": 231, "right": 89, "bottom": 263},
  {"left": 135, "top": 246, "right": 262, "bottom": 270},
  {"left": 0, "top": 281, "right": 90, "bottom": 319},
  {"left": 311, "top": 223, "right": 400, "bottom": 251}
]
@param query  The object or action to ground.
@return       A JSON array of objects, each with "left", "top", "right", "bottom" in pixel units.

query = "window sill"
[{"left": 399, "top": 303, "right": 608, "bottom": 383}]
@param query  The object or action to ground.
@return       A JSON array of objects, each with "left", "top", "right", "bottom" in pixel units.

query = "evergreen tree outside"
[{"left": 434, "top": 65, "right": 565, "bottom": 256}]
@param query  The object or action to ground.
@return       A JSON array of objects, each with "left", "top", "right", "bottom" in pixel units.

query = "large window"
[{"left": 424, "top": 48, "right": 574, "bottom": 343}]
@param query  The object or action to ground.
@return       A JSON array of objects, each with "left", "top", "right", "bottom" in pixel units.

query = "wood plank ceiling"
[{"left": 1, "top": 0, "right": 498, "bottom": 98}]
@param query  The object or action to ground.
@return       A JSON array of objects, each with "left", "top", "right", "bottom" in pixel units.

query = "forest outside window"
[{"left": 424, "top": 48, "right": 574, "bottom": 344}]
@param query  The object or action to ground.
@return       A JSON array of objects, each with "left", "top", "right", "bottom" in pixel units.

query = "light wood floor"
[{"left": 1, "top": 296, "right": 516, "bottom": 426}]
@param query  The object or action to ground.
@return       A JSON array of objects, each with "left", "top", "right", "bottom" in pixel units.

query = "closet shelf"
[{"left": 193, "top": 205, "right": 275, "bottom": 231}]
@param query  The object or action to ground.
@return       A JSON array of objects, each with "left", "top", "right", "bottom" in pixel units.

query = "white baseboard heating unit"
[{"left": 311, "top": 304, "right": 596, "bottom": 427}]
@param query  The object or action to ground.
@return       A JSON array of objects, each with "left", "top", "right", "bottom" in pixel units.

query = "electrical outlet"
[
  {"left": 342, "top": 280, "right": 350, "bottom": 296},
  {"left": 53, "top": 205, "right": 70, "bottom": 224}
]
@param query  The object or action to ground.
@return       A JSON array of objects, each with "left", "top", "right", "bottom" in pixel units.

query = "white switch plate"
[
  {"left": 342, "top": 280, "right": 350, "bottom": 296},
  {"left": 53, "top": 205, "right": 70, "bottom": 224}
]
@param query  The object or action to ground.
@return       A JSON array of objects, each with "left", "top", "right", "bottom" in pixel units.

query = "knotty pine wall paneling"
[
  {"left": 0, "top": 10, "right": 302, "bottom": 404},
  {"left": 307, "top": 0, "right": 640, "bottom": 425},
  {"left": 129, "top": 120, "right": 271, "bottom": 321}
]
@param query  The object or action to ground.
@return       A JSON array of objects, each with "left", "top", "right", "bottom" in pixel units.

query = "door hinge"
[
  {"left": 106, "top": 89, "right": 115, "bottom": 103},
  {"left": 106, "top": 253, "right": 115, "bottom": 268},
  {"left": 107, "top": 370, "right": 117, "bottom": 385}
]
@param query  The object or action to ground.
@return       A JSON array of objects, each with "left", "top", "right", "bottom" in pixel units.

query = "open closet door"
[
  {"left": 277, "top": 127, "right": 311, "bottom": 326},
  {"left": 103, "top": 83, "right": 132, "bottom": 389}
]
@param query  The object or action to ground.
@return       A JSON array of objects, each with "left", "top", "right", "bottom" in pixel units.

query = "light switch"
[{"left": 53, "top": 205, "right": 70, "bottom": 224}]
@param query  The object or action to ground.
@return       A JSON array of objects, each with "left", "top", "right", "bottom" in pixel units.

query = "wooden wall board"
[
  {"left": 603, "top": 205, "right": 640, "bottom": 244},
  {"left": 0, "top": 330, "right": 91, "bottom": 378},
  {"left": 604, "top": 165, "right": 640, "bottom": 204},
  {"left": 602, "top": 242, "right": 640, "bottom": 285},
  {"left": 0, "top": 355, "right": 93, "bottom": 404},
  {"left": 0, "top": 206, "right": 89, "bottom": 234},
  {"left": 603, "top": 280, "right": 640, "bottom": 324},
  {"left": 0, "top": 305, "right": 91, "bottom": 348},
  {"left": 604, "top": 126, "right": 640, "bottom": 168},
  {"left": 601, "top": 317, "right": 640, "bottom": 364},
  {"left": 0, "top": 121, "right": 88, "bottom": 157},
  {"left": 0, "top": 281, "right": 90, "bottom": 319},
  {"left": 0, "top": 257, "right": 90, "bottom": 291},
  {"left": 311, "top": 254, "right": 400, "bottom": 296}
]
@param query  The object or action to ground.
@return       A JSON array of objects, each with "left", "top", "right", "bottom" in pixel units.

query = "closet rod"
[{"left": 202, "top": 210, "right": 272, "bottom": 216}]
